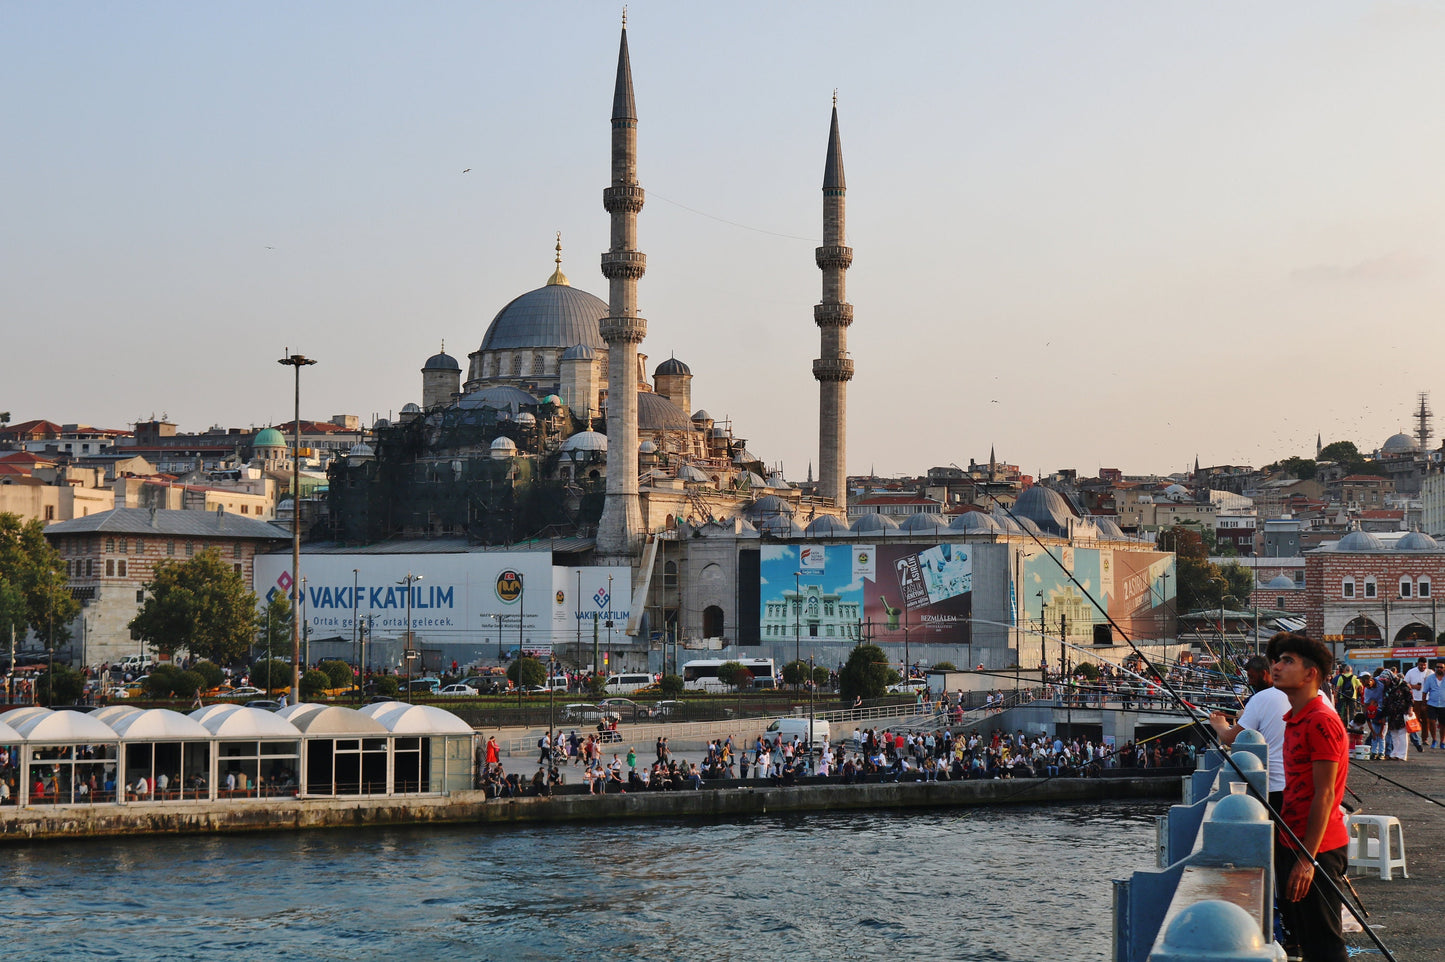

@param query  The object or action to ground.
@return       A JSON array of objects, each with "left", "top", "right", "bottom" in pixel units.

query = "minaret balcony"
[
  {"left": 600, "top": 315, "right": 648, "bottom": 344},
  {"left": 815, "top": 245, "right": 854, "bottom": 270},
  {"left": 813, "top": 303, "right": 854, "bottom": 328},
  {"left": 601, "top": 250, "right": 648, "bottom": 279},
  {"left": 812, "top": 357, "right": 855, "bottom": 382},
  {"left": 603, "top": 185, "right": 646, "bottom": 214}
]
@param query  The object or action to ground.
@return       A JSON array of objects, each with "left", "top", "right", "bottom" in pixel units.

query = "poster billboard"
[
  {"left": 759, "top": 543, "right": 972, "bottom": 646},
  {"left": 1021, "top": 546, "right": 1172, "bottom": 644},
  {"left": 252, "top": 552, "right": 630, "bottom": 654}
]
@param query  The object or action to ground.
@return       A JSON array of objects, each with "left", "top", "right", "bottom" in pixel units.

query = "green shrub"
[
  {"left": 781, "top": 660, "right": 808, "bottom": 687},
  {"left": 659, "top": 673, "right": 684, "bottom": 698},
  {"left": 300, "top": 669, "right": 331, "bottom": 699},
  {"left": 372, "top": 675, "right": 400, "bottom": 697},
  {"left": 506, "top": 656, "right": 546, "bottom": 689},
  {"left": 251, "top": 658, "right": 290, "bottom": 690},
  {"left": 319, "top": 659, "right": 354, "bottom": 690},
  {"left": 191, "top": 660, "right": 225, "bottom": 690},
  {"left": 38, "top": 664, "right": 85, "bottom": 705},
  {"left": 933, "top": 661, "right": 958, "bottom": 671}
]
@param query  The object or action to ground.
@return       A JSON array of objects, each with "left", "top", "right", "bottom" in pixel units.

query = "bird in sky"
[{"left": 462, "top": 168, "right": 471, "bottom": 173}]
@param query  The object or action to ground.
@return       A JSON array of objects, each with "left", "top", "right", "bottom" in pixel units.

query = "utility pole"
[{"left": 277, "top": 349, "right": 317, "bottom": 702}]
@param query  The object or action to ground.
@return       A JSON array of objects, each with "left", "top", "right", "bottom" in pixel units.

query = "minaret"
[
  {"left": 814, "top": 93, "right": 854, "bottom": 509},
  {"left": 596, "top": 17, "right": 648, "bottom": 559}
]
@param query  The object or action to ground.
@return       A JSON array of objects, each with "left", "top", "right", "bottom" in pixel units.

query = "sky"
[{"left": 5, "top": 3, "right": 1445, "bottom": 480}]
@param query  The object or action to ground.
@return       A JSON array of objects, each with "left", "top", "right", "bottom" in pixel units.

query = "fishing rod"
[
  {"left": 1348, "top": 761, "right": 1445, "bottom": 808},
  {"left": 975, "top": 490, "right": 1399, "bottom": 962}
]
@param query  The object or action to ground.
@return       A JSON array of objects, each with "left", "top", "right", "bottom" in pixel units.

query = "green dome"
[{"left": 254, "top": 427, "right": 286, "bottom": 447}]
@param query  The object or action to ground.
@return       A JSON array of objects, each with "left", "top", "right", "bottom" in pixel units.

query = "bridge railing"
[{"left": 1112, "top": 730, "right": 1281, "bottom": 962}]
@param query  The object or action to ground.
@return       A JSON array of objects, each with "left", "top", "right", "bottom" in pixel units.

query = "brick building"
[
  {"left": 1304, "top": 527, "right": 1445, "bottom": 653},
  {"left": 42, "top": 507, "right": 289, "bottom": 666}
]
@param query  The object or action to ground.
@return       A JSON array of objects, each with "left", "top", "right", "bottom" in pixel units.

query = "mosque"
[{"left": 311, "top": 21, "right": 1173, "bottom": 676}]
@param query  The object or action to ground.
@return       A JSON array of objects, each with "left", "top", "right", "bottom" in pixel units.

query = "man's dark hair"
[
  {"left": 1243, "top": 654, "right": 1270, "bottom": 675},
  {"left": 1267, "top": 631, "right": 1334, "bottom": 682}
]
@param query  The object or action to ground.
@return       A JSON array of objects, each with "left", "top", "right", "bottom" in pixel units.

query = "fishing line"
[{"left": 974, "top": 490, "right": 1399, "bottom": 961}]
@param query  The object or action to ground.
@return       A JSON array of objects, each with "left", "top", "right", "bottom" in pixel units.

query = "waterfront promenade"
[{"left": 1342, "top": 748, "right": 1445, "bottom": 959}]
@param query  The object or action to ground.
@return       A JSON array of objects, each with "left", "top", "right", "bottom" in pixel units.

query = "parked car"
[
  {"left": 407, "top": 677, "right": 442, "bottom": 694},
  {"left": 224, "top": 686, "right": 266, "bottom": 698},
  {"left": 651, "top": 700, "right": 683, "bottom": 719},
  {"left": 598, "top": 697, "right": 653, "bottom": 721},
  {"left": 563, "top": 703, "right": 618, "bottom": 722},
  {"left": 244, "top": 699, "right": 283, "bottom": 711},
  {"left": 438, "top": 683, "right": 478, "bottom": 697},
  {"left": 887, "top": 679, "right": 928, "bottom": 694}
]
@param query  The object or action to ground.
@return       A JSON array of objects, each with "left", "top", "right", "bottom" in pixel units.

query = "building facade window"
[
  {"left": 86, "top": 559, "right": 94, "bottom": 577},
  {"left": 105, "top": 559, "right": 115, "bottom": 577},
  {"left": 105, "top": 538, "right": 114, "bottom": 553},
  {"left": 1421, "top": 577, "right": 1432, "bottom": 598},
  {"left": 1400, "top": 578, "right": 1413, "bottom": 598},
  {"left": 117, "top": 559, "right": 127, "bottom": 578},
  {"left": 167, "top": 541, "right": 175, "bottom": 556},
  {"left": 185, "top": 541, "right": 194, "bottom": 557},
  {"left": 233, "top": 543, "right": 242, "bottom": 559},
  {"left": 1342, "top": 577, "right": 1355, "bottom": 599},
  {"left": 1364, "top": 577, "right": 1377, "bottom": 599},
  {"left": 135, "top": 539, "right": 144, "bottom": 554}
]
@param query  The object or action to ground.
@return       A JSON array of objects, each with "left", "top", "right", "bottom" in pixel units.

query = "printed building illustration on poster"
[
  {"left": 760, "top": 543, "right": 971, "bottom": 646},
  {"left": 1022, "top": 546, "right": 1173, "bottom": 643}
]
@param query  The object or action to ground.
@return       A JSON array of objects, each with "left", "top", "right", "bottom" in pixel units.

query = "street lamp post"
[
  {"left": 794, "top": 571, "right": 802, "bottom": 688},
  {"left": 300, "top": 576, "right": 310, "bottom": 672},
  {"left": 351, "top": 568, "right": 359, "bottom": 697},
  {"left": 518, "top": 574, "right": 526, "bottom": 716},
  {"left": 398, "top": 572, "right": 422, "bottom": 704},
  {"left": 277, "top": 349, "right": 317, "bottom": 700}
]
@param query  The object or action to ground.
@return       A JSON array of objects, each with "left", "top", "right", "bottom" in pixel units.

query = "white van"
[
  {"left": 602, "top": 672, "right": 653, "bottom": 694},
  {"left": 765, "top": 717, "right": 830, "bottom": 751}
]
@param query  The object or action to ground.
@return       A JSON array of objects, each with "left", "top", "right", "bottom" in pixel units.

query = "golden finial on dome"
[
  {"left": 546, "top": 231, "right": 570, "bottom": 286},
  {"left": 622, "top": 6, "right": 627, "bottom": 28},
  {"left": 833, "top": 88, "right": 838, "bottom": 108}
]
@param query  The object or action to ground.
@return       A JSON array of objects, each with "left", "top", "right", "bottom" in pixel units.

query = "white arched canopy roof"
[
  {"left": 189, "top": 703, "right": 244, "bottom": 725},
  {"left": 11, "top": 709, "right": 119, "bottom": 743},
  {"left": 275, "top": 703, "right": 328, "bottom": 727},
  {"left": 109, "top": 708, "right": 212, "bottom": 740},
  {"left": 92, "top": 705, "right": 144, "bottom": 728},
  {"left": 0, "top": 717, "right": 23, "bottom": 744},
  {"left": 199, "top": 706, "right": 302, "bottom": 738},
  {"left": 362, "top": 703, "right": 475, "bottom": 735},
  {"left": 2, "top": 706, "right": 54, "bottom": 728},
  {"left": 288, "top": 706, "right": 389, "bottom": 736}
]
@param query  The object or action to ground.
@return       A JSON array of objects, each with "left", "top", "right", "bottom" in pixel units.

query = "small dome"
[
  {"left": 560, "top": 430, "right": 607, "bottom": 454},
  {"left": 542, "top": 394, "right": 563, "bottom": 406},
  {"left": 990, "top": 509, "right": 1025, "bottom": 535},
  {"left": 655, "top": 356, "right": 691, "bottom": 377},
  {"left": 422, "top": 351, "right": 460, "bottom": 372},
  {"left": 253, "top": 427, "right": 286, "bottom": 448},
  {"left": 851, "top": 513, "right": 899, "bottom": 533},
  {"left": 898, "top": 512, "right": 947, "bottom": 532},
  {"left": 400, "top": 402, "right": 421, "bottom": 414},
  {"left": 1092, "top": 517, "right": 1128, "bottom": 540},
  {"left": 805, "top": 515, "right": 851, "bottom": 538},
  {"left": 766, "top": 472, "right": 792, "bottom": 489},
  {"left": 1335, "top": 529, "right": 1386, "bottom": 552},
  {"left": 1397, "top": 529, "right": 1442, "bottom": 551},
  {"left": 1382, "top": 432, "right": 1419, "bottom": 456},
  {"left": 677, "top": 463, "right": 711, "bottom": 482},
  {"left": 636, "top": 392, "right": 696, "bottom": 431},
  {"left": 373, "top": 418, "right": 391, "bottom": 430},
  {"left": 348, "top": 442, "right": 375, "bottom": 459},
  {"left": 514, "top": 412, "right": 536, "bottom": 425},
  {"left": 490, "top": 436, "right": 517, "bottom": 459},
  {"left": 1265, "top": 574, "right": 1296, "bottom": 589},
  {"left": 948, "top": 511, "right": 1002, "bottom": 534},
  {"left": 742, "top": 471, "right": 767, "bottom": 487},
  {"left": 638, "top": 440, "right": 658, "bottom": 454},
  {"left": 760, "top": 515, "right": 804, "bottom": 538},
  {"left": 691, "top": 409, "right": 712, "bottom": 422},
  {"left": 1012, "top": 486, "right": 1077, "bottom": 537},
  {"left": 745, "top": 495, "right": 795, "bottom": 519},
  {"left": 561, "top": 344, "right": 597, "bottom": 362}
]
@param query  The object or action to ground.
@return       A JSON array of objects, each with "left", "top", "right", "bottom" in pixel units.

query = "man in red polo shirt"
[{"left": 1269, "top": 631, "right": 1350, "bottom": 962}]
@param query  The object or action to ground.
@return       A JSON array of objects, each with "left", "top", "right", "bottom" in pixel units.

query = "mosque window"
[
  {"left": 105, "top": 538, "right": 114, "bottom": 553},
  {"left": 533, "top": 353, "right": 545, "bottom": 376},
  {"left": 167, "top": 541, "right": 175, "bottom": 556},
  {"left": 234, "top": 543, "right": 243, "bottom": 559},
  {"left": 1399, "top": 578, "right": 1412, "bottom": 598},
  {"left": 1420, "top": 577, "right": 1432, "bottom": 598},
  {"left": 185, "top": 541, "right": 194, "bottom": 557},
  {"left": 105, "top": 559, "right": 115, "bottom": 577},
  {"left": 1363, "top": 577, "right": 1377, "bottom": 599},
  {"left": 86, "top": 559, "right": 93, "bottom": 577},
  {"left": 1342, "top": 578, "right": 1355, "bottom": 599},
  {"left": 509, "top": 354, "right": 521, "bottom": 377},
  {"left": 663, "top": 561, "right": 678, "bottom": 589},
  {"left": 117, "top": 560, "right": 127, "bottom": 578},
  {"left": 135, "top": 539, "right": 144, "bottom": 554}
]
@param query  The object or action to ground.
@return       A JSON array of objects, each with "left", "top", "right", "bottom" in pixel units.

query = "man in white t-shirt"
[
  {"left": 1404, "top": 657, "right": 1430, "bottom": 751},
  {"left": 1210, "top": 655, "right": 1290, "bottom": 811}
]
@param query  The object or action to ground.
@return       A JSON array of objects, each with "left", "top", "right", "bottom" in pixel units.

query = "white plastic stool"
[{"left": 1346, "top": 814, "right": 1408, "bottom": 880}]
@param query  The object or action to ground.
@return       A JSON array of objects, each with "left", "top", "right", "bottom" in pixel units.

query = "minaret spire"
[
  {"left": 596, "top": 19, "right": 648, "bottom": 559},
  {"left": 814, "top": 96, "right": 854, "bottom": 509}
]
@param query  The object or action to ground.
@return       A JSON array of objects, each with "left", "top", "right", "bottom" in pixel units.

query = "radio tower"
[{"left": 1416, "top": 391, "right": 1433, "bottom": 455}]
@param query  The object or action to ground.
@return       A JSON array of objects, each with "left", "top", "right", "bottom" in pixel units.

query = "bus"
[{"left": 681, "top": 658, "right": 777, "bottom": 692}]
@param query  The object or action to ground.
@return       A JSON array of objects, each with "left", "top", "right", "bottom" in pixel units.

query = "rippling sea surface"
[{"left": 3, "top": 802, "right": 1165, "bottom": 961}]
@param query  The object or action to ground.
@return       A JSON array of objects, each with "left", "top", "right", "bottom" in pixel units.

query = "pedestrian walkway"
[{"left": 1342, "top": 747, "right": 1445, "bottom": 958}]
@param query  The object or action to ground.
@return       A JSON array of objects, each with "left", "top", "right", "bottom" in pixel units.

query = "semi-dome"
[
  {"left": 898, "top": 512, "right": 947, "bottom": 532},
  {"left": 1012, "top": 485, "right": 1077, "bottom": 537},
  {"left": 1265, "top": 574, "right": 1297, "bottom": 589},
  {"left": 456, "top": 385, "right": 540, "bottom": 414},
  {"left": 804, "top": 515, "right": 851, "bottom": 538},
  {"left": 655, "top": 356, "right": 691, "bottom": 377},
  {"left": 423, "top": 350, "right": 461, "bottom": 372},
  {"left": 990, "top": 509, "right": 1025, "bottom": 535},
  {"left": 851, "top": 513, "right": 899, "bottom": 533},
  {"left": 1334, "top": 529, "right": 1386, "bottom": 552},
  {"left": 636, "top": 392, "right": 696, "bottom": 431},
  {"left": 638, "top": 439, "right": 658, "bottom": 455},
  {"left": 253, "top": 427, "right": 286, "bottom": 448},
  {"left": 560, "top": 430, "right": 607, "bottom": 453},
  {"left": 560, "top": 344, "right": 597, "bottom": 361},
  {"left": 1381, "top": 432, "right": 1419, "bottom": 456},
  {"left": 1397, "top": 529, "right": 1442, "bottom": 551},
  {"left": 1093, "top": 517, "right": 1128, "bottom": 540},
  {"left": 948, "top": 511, "right": 1002, "bottom": 534},
  {"left": 478, "top": 283, "right": 609, "bottom": 352}
]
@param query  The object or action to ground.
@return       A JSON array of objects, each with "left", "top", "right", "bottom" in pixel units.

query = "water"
[{"left": 3, "top": 802, "right": 1165, "bottom": 961}]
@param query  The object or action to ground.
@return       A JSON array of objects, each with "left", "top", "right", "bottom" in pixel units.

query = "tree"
[
  {"left": 506, "top": 656, "right": 546, "bottom": 689},
  {"left": 143, "top": 664, "right": 206, "bottom": 699},
  {"left": 0, "top": 513, "right": 78, "bottom": 648},
  {"left": 300, "top": 669, "right": 330, "bottom": 699},
  {"left": 254, "top": 592, "right": 294, "bottom": 663},
  {"left": 130, "top": 549, "right": 258, "bottom": 664},
  {"left": 715, "top": 661, "right": 754, "bottom": 691},
  {"left": 191, "top": 660, "right": 225, "bottom": 690},
  {"left": 252, "top": 658, "right": 291, "bottom": 692},
  {"left": 659, "top": 673, "right": 684, "bottom": 698},
  {"left": 372, "top": 674, "right": 400, "bottom": 697},
  {"left": 781, "top": 659, "right": 809, "bottom": 688},
  {"left": 319, "top": 659, "right": 353, "bottom": 690},
  {"left": 934, "top": 661, "right": 958, "bottom": 671},
  {"left": 1273, "top": 456, "right": 1316, "bottom": 481},
  {"left": 38, "top": 664, "right": 85, "bottom": 705},
  {"left": 1218, "top": 562, "right": 1255, "bottom": 610},
  {"left": 811, "top": 665, "right": 830, "bottom": 688},
  {"left": 839, "top": 644, "right": 899, "bottom": 701}
]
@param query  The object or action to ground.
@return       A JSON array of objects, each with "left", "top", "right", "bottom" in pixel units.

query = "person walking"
[
  {"left": 1422, "top": 661, "right": 1445, "bottom": 749},
  {"left": 1404, "top": 657, "right": 1430, "bottom": 751}
]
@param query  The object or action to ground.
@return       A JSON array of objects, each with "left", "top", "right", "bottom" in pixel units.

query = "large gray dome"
[
  {"left": 1381, "top": 432, "right": 1419, "bottom": 456},
  {"left": 898, "top": 512, "right": 947, "bottom": 532},
  {"left": 948, "top": 511, "right": 1002, "bottom": 534},
  {"left": 1397, "top": 529, "right": 1442, "bottom": 551},
  {"left": 852, "top": 513, "right": 899, "bottom": 534},
  {"left": 1012, "top": 485, "right": 1077, "bottom": 537},
  {"left": 1334, "top": 529, "right": 1386, "bottom": 552},
  {"left": 804, "top": 515, "right": 851, "bottom": 538},
  {"left": 478, "top": 283, "right": 608, "bottom": 352},
  {"left": 636, "top": 392, "right": 696, "bottom": 431}
]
